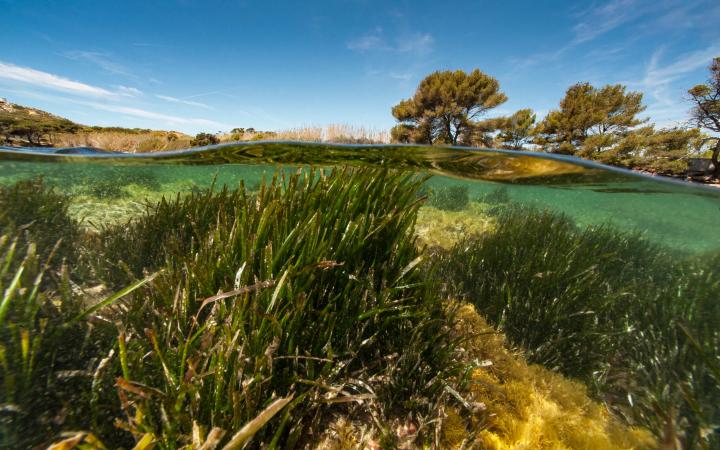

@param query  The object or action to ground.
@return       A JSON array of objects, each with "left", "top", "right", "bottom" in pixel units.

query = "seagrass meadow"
[{"left": 0, "top": 142, "right": 719, "bottom": 449}]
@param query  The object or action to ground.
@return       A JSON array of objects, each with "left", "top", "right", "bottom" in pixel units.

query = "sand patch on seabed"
[{"left": 67, "top": 182, "right": 201, "bottom": 230}]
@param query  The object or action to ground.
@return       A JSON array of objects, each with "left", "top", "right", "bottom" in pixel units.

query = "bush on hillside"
[{"left": 190, "top": 132, "right": 219, "bottom": 147}]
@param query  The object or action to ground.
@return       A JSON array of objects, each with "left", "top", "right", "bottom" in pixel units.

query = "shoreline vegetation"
[
  {"left": 2, "top": 57, "right": 718, "bottom": 183},
  {"left": 1, "top": 171, "right": 718, "bottom": 449}
]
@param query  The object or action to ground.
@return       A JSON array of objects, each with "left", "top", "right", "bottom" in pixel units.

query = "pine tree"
[
  {"left": 534, "top": 82, "right": 645, "bottom": 154},
  {"left": 497, "top": 108, "right": 536, "bottom": 150},
  {"left": 688, "top": 57, "right": 720, "bottom": 178},
  {"left": 390, "top": 69, "right": 507, "bottom": 145}
]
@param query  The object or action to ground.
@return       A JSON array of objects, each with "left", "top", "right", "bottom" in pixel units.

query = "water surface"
[{"left": 2, "top": 141, "right": 718, "bottom": 253}]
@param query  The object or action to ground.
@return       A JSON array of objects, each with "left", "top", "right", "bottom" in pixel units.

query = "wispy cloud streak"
[
  {"left": 62, "top": 50, "right": 134, "bottom": 77},
  {"left": 79, "top": 100, "right": 226, "bottom": 127},
  {"left": 638, "top": 43, "right": 720, "bottom": 127},
  {"left": 643, "top": 45, "right": 720, "bottom": 93},
  {"left": 156, "top": 94, "right": 212, "bottom": 109},
  {"left": 571, "top": 0, "right": 640, "bottom": 44},
  {"left": 0, "top": 61, "right": 118, "bottom": 97},
  {"left": 347, "top": 28, "right": 434, "bottom": 54}
]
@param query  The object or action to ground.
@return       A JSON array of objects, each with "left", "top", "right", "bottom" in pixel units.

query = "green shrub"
[
  {"left": 190, "top": 132, "right": 219, "bottom": 147},
  {"left": 113, "top": 169, "right": 456, "bottom": 447}
]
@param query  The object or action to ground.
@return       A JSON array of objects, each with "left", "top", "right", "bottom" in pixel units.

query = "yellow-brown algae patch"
[
  {"left": 415, "top": 202, "right": 495, "bottom": 249},
  {"left": 446, "top": 304, "right": 656, "bottom": 450}
]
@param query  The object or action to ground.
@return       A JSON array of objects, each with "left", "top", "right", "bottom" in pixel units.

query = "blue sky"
[{"left": 1, "top": 0, "right": 719, "bottom": 134}]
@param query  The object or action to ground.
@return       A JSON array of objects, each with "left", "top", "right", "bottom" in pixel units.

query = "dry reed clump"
[
  {"left": 442, "top": 304, "right": 657, "bottom": 450},
  {"left": 324, "top": 124, "right": 390, "bottom": 144},
  {"left": 237, "top": 124, "right": 391, "bottom": 144}
]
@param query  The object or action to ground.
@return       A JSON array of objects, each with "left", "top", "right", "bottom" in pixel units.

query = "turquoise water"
[{"left": 2, "top": 142, "right": 719, "bottom": 253}]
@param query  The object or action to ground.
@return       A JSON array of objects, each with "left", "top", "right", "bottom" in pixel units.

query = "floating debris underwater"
[{"left": 0, "top": 142, "right": 719, "bottom": 449}]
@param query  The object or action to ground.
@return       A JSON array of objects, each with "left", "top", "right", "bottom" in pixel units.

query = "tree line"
[{"left": 390, "top": 58, "right": 720, "bottom": 179}]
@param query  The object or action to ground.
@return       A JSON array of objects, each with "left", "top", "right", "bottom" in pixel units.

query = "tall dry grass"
[
  {"left": 220, "top": 124, "right": 391, "bottom": 145},
  {"left": 274, "top": 124, "right": 390, "bottom": 143}
]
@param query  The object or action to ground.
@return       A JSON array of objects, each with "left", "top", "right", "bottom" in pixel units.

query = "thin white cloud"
[
  {"left": 347, "top": 33, "right": 383, "bottom": 51},
  {"left": 156, "top": 94, "right": 212, "bottom": 109},
  {"left": 511, "top": 0, "right": 715, "bottom": 71},
  {"left": 1, "top": 87, "right": 231, "bottom": 131},
  {"left": 0, "top": 61, "right": 117, "bottom": 97},
  {"left": 570, "top": 0, "right": 719, "bottom": 45},
  {"left": 347, "top": 28, "right": 434, "bottom": 54},
  {"left": 395, "top": 33, "right": 434, "bottom": 54},
  {"left": 116, "top": 85, "right": 143, "bottom": 97},
  {"left": 62, "top": 50, "right": 133, "bottom": 77},
  {"left": 643, "top": 45, "right": 720, "bottom": 92},
  {"left": 507, "top": 45, "right": 570, "bottom": 70},
  {"left": 76, "top": 100, "right": 228, "bottom": 128},
  {"left": 643, "top": 103, "right": 691, "bottom": 129},
  {"left": 637, "top": 44, "right": 720, "bottom": 127},
  {"left": 653, "top": 0, "right": 720, "bottom": 33},
  {"left": 389, "top": 72, "right": 413, "bottom": 81},
  {"left": 572, "top": 0, "right": 640, "bottom": 44}
]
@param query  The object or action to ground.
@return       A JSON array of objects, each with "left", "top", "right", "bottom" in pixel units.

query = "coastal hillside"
[
  {"left": 0, "top": 98, "right": 192, "bottom": 151},
  {"left": 0, "top": 99, "right": 391, "bottom": 152}
]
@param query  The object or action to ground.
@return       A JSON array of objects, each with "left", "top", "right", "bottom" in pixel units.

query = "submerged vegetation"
[
  {"left": 111, "top": 169, "right": 457, "bottom": 447},
  {"left": 1, "top": 171, "right": 458, "bottom": 448},
  {"left": 0, "top": 178, "right": 82, "bottom": 269},
  {"left": 425, "top": 184, "right": 470, "bottom": 211},
  {"left": 435, "top": 206, "right": 720, "bottom": 448},
  {"left": 0, "top": 171, "right": 718, "bottom": 449}
]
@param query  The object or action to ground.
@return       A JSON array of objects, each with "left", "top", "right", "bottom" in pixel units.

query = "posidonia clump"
[
  {"left": 111, "top": 168, "right": 458, "bottom": 447},
  {"left": 1, "top": 169, "right": 459, "bottom": 448}
]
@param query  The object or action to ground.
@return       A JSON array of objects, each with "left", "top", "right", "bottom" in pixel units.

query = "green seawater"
[
  {"left": 1, "top": 142, "right": 718, "bottom": 252},
  {"left": 1, "top": 142, "right": 720, "bottom": 449}
]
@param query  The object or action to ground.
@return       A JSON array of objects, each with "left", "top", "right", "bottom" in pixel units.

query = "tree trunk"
[
  {"left": 445, "top": 119, "right": 455, "bottom": 146},
  {"left": 712, "top": 139, "right": 720, "bottom": 180}
]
